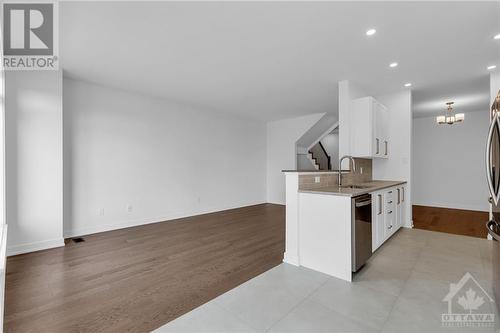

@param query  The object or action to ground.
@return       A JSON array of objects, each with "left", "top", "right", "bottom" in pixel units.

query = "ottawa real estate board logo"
[
  {"left": 442, "top": 272, "right": 495, "bottom": 328},
  {"left": 2, "top": 1, "right": 58, "bottom": 70}
]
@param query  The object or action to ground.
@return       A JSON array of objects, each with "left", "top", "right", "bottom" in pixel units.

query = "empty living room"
[{"left": 0, "top": 1, "right": 500, "bottom": 332}]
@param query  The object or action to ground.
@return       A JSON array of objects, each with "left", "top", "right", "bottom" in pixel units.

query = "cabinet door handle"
[
  {"left": 388, "top": 225, "right": 393, "bottom": 229},
  {"left": 388, "top": 210, "right": 393, "bottom": 214},
  {"left": 378, "top": 194, "right": 382, "bottom": 215},
  {"left": 388, "top": 201, "right": 393, "bottom": 204},
  {"left": 376, "top": 138, "right": 380, "bottom": 155},
  {"left": 384, "top": 141, "right": 388, "bottom": 156},
  {"left": 397, "top": 189, "right": 400, "bottom": 204},
  {"left": 402, "top": 188, "right": 405, "bottom": 202}
]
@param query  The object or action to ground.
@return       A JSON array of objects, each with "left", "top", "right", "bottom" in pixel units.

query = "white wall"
[
  {"left": 492, "top": 72, "right": 500, "bottom": 105},
  {"left": 373, "top": 90, "right": 413, "bottom": 226},
  {"left": 63, "top": 78, "right": 267, "bottom": 237},
  {"left": 0, "top": 67, "right": 4, "bottom": 226},
  {"left": 295, "top": 113, "right": 337, "bottom": 150},
  {"left": 5, "top": 71, "right": 64, "bottom": 255},
  {"left": 297, "top": 154, "right": 316, "bottom": 170},
  {"left": 266, "top": 113, "right": 324, "bottom": 204},
  {"left": 413, "top": 110, "right": 489, "bottom": 212}
]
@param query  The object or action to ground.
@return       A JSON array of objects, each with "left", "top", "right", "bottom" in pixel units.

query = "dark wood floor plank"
[
  {"left": 4, "top": 203, "right": 285, "bottom": 333},
  {"left": 412, "top": 205, "right": 488, "bottom": 238}
]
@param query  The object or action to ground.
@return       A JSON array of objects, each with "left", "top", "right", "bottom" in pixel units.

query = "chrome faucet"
[{"left": 338, "top": 155, "right": 356, "bottom": 186}]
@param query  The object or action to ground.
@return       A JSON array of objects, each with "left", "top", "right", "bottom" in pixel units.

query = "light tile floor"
[{"left": 154, "top": 228, "right": 499, "bottom": 333}]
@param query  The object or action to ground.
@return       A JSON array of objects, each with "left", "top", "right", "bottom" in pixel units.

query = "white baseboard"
[
  {"left": 403, "top": 220, "right": 414, "bottom": 228},
  {"left": 267, "top": 200, "right": 285, "bottom": 206},
  {"left": 283, "top": 252, "right": 299, "bottom": 266},
  {"left": 7, "top": 238, "right": 65, "bottom": 256},
  {"left": 64, "top": 215, "right": 174, "bottom": 238},
  {"left": 64, "top": 201, "right": 267, "bottom": 238},
  {"left": 413, "top": 201, "right": 488, "bottom": 213}
]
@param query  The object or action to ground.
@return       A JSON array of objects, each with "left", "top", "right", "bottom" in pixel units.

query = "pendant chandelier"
[{"left": 436, "top": 102, "right": 464, "bottom": 125}]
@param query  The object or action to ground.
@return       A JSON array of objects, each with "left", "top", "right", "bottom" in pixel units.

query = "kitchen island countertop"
[{"left": 299, "top": 180, "right": 407, "bottom": 197}]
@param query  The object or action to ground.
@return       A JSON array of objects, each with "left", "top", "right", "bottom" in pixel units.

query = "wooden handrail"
[{"left": 318, "top": 141, "right": 331, "bottom": 170}]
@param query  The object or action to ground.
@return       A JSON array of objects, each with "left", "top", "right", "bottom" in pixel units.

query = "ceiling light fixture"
[
  {"left": 389, "top": 62, "right": 398, "bottom": 68},
  {"left": 494, "top": 34, "right": 500, "bottom": 40},
  {"left": 404, "top": 83, "right": 412, "bottom": 87},
  {"left": 488, "top": 65, "right": 497, "bottom": 70},
  {"left": 366, "top": 28, "right": 376, "bottom": 36},
  {"left": 436, "top": 102, "right": 464, "bottom": 125}
]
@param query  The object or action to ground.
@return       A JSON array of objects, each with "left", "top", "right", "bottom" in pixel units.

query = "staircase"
[
  {"left": 295, "top": 112, "right": 338, "bottom": 171},
  {"left": 308, "top": 142, "right": 331, "bottom": 170},
  {"left": 307, "top": 152, "right": 319, "bottom": 170}
]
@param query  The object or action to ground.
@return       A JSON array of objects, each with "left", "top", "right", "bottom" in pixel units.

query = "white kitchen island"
[{"left": 284, "top": 170, "right": 406, "bottom": 282}]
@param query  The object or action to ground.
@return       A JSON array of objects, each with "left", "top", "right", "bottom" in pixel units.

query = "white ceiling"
[
  {"left": 60, "top": 1, "right": 500, "bottom": 121},
  {"left": 413, "top": 76, "right": 490, "bottom": 118}
]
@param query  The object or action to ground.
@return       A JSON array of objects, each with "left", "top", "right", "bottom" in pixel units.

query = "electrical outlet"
[
  {"left": 314, "top": 176, "right": 320, "bottom": 183},
  {"left": 127, "top": 205, "right": 133, "bottom": 213},
  {"left": 99, "top": 208, "right": 104, "bottom": 216},
  {"left": 360, "top": 167, "right": 363, "bottom": 174}
]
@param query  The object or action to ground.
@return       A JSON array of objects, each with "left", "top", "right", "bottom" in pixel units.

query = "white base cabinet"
[
  {"left": 395, "top": 185, "right": 406, "bottom": 230},
  {"left": 372, "top": 191, "right": 384, "bottom": 252},
  {"left": 371, "top": 184, "right": 406, "bottom": 252}
]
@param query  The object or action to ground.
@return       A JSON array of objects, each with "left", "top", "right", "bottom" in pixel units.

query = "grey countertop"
[
  {"left": 298, "top": 180, "right": 407, "bottom": 197},
  {"left": 282, "top": 170, "right": 339, "bottom": 174},
  {"left": 282, "top": 170, "right": 353, "bottom": 173}
]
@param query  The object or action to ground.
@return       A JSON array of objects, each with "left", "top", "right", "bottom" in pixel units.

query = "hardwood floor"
[
  {"left": 4, "top": 203, "right": 285, "bottom": 333},
  {"left": 412, "top": 205, "right": 488, "bottom": 238}
]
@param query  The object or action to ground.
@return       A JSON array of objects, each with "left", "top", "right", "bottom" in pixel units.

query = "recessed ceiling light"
[
  {"left": 494, "top": 34, "right": 500, "bottom": 40},
  {"left": 366, "top": 28, "right": 376, "bottom": 36},
  {"left": 404, "top": 83, "right": 412, "bottom": 87},
  {"left": 488, "top": 65, "right": 497, "bottom": 70},
  {"left": 389, "top": 62, "right": 398, "bottom": 68}
]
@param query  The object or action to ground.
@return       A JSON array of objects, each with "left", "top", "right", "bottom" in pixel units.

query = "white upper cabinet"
[{"left": 350, "top": 96, "right": 389, "bottom": 159}]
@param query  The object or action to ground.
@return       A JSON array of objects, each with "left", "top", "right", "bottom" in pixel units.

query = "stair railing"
[{"left": 309, "top": 142, "right": 331, "bottom": 170}]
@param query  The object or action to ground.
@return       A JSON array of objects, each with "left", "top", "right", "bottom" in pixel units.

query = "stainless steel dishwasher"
[{"left": 351, "top": 194, "right": 372, "bottom": 272}]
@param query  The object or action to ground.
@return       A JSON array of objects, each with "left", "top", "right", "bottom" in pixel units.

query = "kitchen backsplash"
[{"left": 298, "top": 158, "right": 372, "bottom": 190}]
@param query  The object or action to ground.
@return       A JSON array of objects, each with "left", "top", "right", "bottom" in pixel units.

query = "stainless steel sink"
[{"left": 339, "top": 185, "right": 371, "bottom": 189}]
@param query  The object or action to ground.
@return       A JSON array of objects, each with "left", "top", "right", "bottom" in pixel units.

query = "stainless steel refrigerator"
[{"left": 486, "top": 89, "right": 500, "bottom": 309}]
